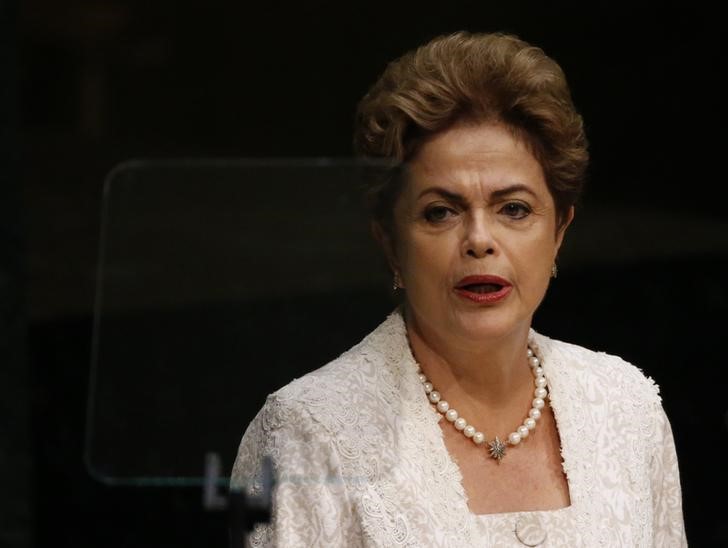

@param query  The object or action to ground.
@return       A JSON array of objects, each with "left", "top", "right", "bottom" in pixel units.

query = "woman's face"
[{"left": 388, "top": 122, "right": 572, "bottom": 345}]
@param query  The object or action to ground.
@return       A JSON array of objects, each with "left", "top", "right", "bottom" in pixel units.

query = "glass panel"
[
  {"left": 85, "top": 159, "right": 395, "bottom": 486},
  {"left": 85, "top": 157, "right": 728, "bottom": 489}
]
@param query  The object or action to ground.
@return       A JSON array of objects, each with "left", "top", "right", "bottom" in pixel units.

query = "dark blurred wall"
[
  {"left": 17, "top": 1, "right": 726, "bottom": 547},
  {"left": 19, "top": 1, "right": 727, "bottom": 321},
  {"left": 1, "top": 1, "right": 33, "bottom": 547}
]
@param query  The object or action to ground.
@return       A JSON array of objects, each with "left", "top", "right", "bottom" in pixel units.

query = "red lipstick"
[{"left": 454, "top": 275, "right": 512, "bottom": 304}]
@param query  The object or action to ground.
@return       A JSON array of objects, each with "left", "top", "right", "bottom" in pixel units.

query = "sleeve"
[
  {"left": 230, "top": 394, "right": 361, "bottom": 547},
  {"left": 650, "top": 405, "right": 687, "bottom": 547}
]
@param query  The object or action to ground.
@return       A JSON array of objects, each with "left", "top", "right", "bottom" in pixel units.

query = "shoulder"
[
  {"left": 233, "top": 311, "right": 406, "bottom": 492},
  {"left": 533, "top": 330, "right": 662, "bottom": 409},
  {"left": 533, "top": 332, "right": 676, "bottom": 490},
  {"left": 264, "top": 309, "right": 407, "bottom": 433}
]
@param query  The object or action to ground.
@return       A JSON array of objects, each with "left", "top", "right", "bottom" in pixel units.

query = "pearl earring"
[
  {"left": 551, "top": 264, "right": 558, "bottom": 278},
  {"left": 393, "top": 272, "right": 403, "bottom": 290}
]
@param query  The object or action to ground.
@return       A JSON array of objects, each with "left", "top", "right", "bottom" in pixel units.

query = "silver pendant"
[{"left": 488, "top": 437, "right": 507, "bottom": 462}]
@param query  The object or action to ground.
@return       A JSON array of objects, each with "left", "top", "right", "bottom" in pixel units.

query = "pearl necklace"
[{"left": 417, "top": 347, "right": 547, "bottom": 462}]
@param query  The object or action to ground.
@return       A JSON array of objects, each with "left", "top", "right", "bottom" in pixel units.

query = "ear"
[
  {"left": 371, "top": 221, "right": 399, "bottom": 273},
  {"left": 554, "top": 206, "right": 575, "bottom": 255}
]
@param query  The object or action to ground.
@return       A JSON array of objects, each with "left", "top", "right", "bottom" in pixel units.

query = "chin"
[{"left": 452, "top": 312, "right": 524, "bottom": 343}]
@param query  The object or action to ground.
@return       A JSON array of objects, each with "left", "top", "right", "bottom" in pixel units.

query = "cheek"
[
  {"left": 399, "top": 233, "right": 457, "bottom": 284},
  {"left": 400, "top": 238, "right": 431, "bottom": 278},
  {"left": 510, "top": 237, "right": 554, "bottom": 286}
]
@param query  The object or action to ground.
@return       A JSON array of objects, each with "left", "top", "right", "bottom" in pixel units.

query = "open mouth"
[
  {"left": 458, "top": 283, "right": 504, "bottom": 294},
  {"left": 454, "top": 276, "right": 512, "bottom": 302}
]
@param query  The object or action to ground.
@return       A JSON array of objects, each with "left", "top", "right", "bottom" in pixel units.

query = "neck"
[{"left": 403, "top": 306, "right": 533, "bottom": 410}]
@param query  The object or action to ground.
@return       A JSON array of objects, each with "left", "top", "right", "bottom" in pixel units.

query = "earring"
[
  {"left": 393, "top": 271, "right": 403, "bottom": 290},
  {"left": 551, "top": 264, "right": 558, "bottom": 279}
]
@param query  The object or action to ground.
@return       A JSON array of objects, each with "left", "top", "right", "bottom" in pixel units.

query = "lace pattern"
[{"left": 231, "top": 310, "right": 686, "bottom": 547}]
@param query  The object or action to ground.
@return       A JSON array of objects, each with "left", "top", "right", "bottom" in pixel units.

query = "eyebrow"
[{"left": 417, "top": 184, "right": 538, "bottom": 202}]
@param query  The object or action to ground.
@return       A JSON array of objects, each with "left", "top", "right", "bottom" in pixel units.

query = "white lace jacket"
[{"left": 231, "top": 311, "right": 686, "bottom": 547}]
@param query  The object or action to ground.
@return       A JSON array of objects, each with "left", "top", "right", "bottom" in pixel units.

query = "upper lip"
[{"left": 455, "top": 275, "right": 511, "bottom": 288}]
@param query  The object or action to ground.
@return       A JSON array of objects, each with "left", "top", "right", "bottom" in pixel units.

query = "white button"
[{"left": 514, "top": 515, "right": 547, "bottom": 546}]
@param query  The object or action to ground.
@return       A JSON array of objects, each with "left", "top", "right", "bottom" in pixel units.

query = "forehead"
[{"left": 404, "top": 122, "right": 546, "bottom": 194}]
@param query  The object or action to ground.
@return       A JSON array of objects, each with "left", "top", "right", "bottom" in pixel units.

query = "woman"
[{"left": 232, "top": 31, "right": 686, "bottom": 546}]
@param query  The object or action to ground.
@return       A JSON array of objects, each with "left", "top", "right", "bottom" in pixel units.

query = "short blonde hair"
[{"left": 354, "top": 31, "right": 588, "bottom": 232}]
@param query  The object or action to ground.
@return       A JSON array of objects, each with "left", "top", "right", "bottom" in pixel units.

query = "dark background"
[{"left": 2, "top": 0, "right": 727, "bottom": 546}]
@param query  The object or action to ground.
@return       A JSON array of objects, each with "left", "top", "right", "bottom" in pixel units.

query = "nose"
[{"left": 462, "top": 212, "right": 495, "bottom": 258}]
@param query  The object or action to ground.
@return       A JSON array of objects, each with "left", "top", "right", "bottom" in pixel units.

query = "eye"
[
  {"left": 499, "top": 202, "right": 531, "bottom": 220},
  {"left": 424, "top": 205, "right": 457, "bottom": 223}
]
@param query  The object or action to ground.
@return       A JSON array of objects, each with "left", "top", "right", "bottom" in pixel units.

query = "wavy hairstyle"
[{"left": 354, "top": 31, "right": 589, "bottom": 234}]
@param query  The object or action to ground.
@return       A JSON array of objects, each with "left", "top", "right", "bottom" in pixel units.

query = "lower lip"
[{"left": 454, "top": 285, "right": 513, "bottom": 304}]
